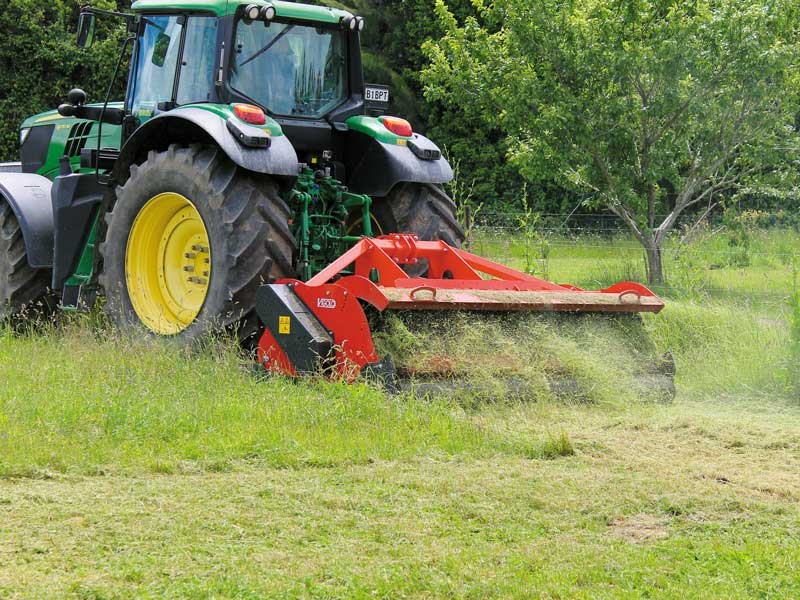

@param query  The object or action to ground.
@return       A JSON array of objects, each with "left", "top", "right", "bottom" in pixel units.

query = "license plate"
[{"left": 365, "top": 85, "right": 389, "bottom": 103}]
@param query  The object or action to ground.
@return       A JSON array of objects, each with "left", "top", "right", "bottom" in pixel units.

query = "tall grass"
[
  {"left": 646, "top": 301, "right": 788, "bottom": 399},
  {"left": 0, "top": 323, "right": 545, "bottom": 476},
  {"left": 788, "top": 264, "right": 800, "bottom": 391}
]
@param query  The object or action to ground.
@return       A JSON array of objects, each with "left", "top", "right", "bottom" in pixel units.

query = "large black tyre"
[
  {"left": 99, "top": 144, "right": 295, "bottom": 343},
  {"left": 0, "top": 200, "right": 51, "bottom": 321},
  {"left": 370, "top": 182, "right": 465, "bottom": 276}
]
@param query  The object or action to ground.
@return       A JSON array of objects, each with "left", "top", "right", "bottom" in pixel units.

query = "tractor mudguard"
[
  {"left": 50, "top": 171, "right": 106, "bottom": 290},
  {"left": 0, "top": 173, "right": 54, "bottom": 268},
  {"left": 346, "top": 133, "right": 454, "bottom": 197},
  {"left": 113, "top": 107, "right": 299, "bottom": 182}
]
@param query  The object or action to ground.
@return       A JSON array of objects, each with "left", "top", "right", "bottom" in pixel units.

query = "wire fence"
[
  {"left": 468, "top": 209, "right": 800, "bottom": 237},
  {"left": 459, "top": 215, "right": 800, "bottom": 310},
  {"left": 473, "top": 237, "right": 800, "bottom": 259},
  {"left": 471, "top": 211, "right": 694, "bottom": 235}
]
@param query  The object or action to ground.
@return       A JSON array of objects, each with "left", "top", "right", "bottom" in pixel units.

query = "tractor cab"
[{"left": 70, "top": 0, "right": 399, "bottom": 183}]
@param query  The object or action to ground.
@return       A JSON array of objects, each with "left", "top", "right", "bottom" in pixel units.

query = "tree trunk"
[{"left": 645, "top": 240, "right": 664, "bottom": 285}]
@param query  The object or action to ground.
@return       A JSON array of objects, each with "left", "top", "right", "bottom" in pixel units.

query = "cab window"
[
  {"left": 129, "top": 15, "right": 183, "bottom": 119},
  {"left": 230, "top": 21, "right": 347, "bottom": 118},
  {"left": 177, "top": 17, "right": 217, "bottom": 105}
]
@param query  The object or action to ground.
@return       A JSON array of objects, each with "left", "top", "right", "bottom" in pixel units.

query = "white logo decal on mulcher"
[{"left": 316, "top": 298, "right": 337, "bottom": 309}]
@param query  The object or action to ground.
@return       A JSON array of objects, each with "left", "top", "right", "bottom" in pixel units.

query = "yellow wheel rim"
[{"left": 125, "top": 192, "right": 211, "bottom": 335}]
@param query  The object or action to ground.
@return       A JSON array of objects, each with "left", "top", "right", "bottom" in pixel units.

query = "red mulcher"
[{"left": 255, "top": 234, "right": 664, "bottom": 380}]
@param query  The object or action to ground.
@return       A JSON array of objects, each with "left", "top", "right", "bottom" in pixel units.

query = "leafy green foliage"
[
  {"left": 423, "top": 0, "right": 800, "bottom": 281},
  {"left": 0, "top": 0, "right": 127, "bottom": 160}
]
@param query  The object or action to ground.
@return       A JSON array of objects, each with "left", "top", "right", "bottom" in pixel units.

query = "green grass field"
[{"left": 1, "top": 227, "right": 798, "bottom": 598}]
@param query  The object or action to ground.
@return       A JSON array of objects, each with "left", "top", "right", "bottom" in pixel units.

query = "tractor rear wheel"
[
  {"left": 371, "top": 182, "right": 465, "bottom": 276},
  {"left": 373, "top": 183, "right": 464, "bottom": 246},
  {"left": 0, "top": 200, "right": 51, "bottom": 321},
  {"left": 99, "top": 144, "right": 295, "bottom": 343}
]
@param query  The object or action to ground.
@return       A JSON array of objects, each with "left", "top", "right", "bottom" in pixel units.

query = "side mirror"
[
  {"left": 77, "top": 12, "right": 96, "bottom": 48},
  {"left": 151, "top": 32, "right": 171, "bottom": 67},
  {"left": 57, "top": 88, "right": 88, "bottom": 117}
]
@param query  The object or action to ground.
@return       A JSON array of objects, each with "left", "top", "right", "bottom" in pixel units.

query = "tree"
[{"left": 422, "top": 0, "right": 800, "bottom": 283}]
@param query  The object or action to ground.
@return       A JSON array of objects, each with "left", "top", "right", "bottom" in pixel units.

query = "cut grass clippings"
[
  {"left": 372, "top": 310, "right": 674, "bottom": 405},
  {"left": 2, "top": 400, "right": 800, "bottom": 598}
]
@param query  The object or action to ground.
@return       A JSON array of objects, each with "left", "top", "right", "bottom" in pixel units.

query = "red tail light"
[
  {"left": 232, "top": 103, "right": 266, "bottom": 125},
  {"left": 380, "top": 116, "right": 413, "bottom": 137}
]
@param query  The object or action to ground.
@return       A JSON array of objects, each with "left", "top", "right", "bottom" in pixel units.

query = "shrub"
[{"left": 0, "top": 1, "right": 130, "bottom": 161}]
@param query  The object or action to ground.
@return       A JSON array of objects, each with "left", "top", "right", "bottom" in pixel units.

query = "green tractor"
[{"left": 1, "top": 0, "right": 462, "bottom": 341}]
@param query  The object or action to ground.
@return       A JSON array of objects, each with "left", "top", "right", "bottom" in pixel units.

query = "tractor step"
[{"left": 60, "top": 284, "right": 95, "bottom": 312}]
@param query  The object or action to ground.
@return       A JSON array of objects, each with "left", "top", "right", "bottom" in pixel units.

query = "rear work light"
[
  {"left": 380, "top": 116, "right": 412, "bottom": 137},
  {"left": 243, "top": 3, "right": 261, "bottom": 20},
  {"left": 232, "top": 103, "right": 267, "bottom": 125},
  {"left": 341, "top": 15, "right": 358, "bottom": 31}
]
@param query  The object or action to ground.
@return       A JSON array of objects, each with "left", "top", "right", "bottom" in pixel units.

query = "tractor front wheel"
[{"left": 99, "top": 144, "right": 295, "bottom": 342}]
